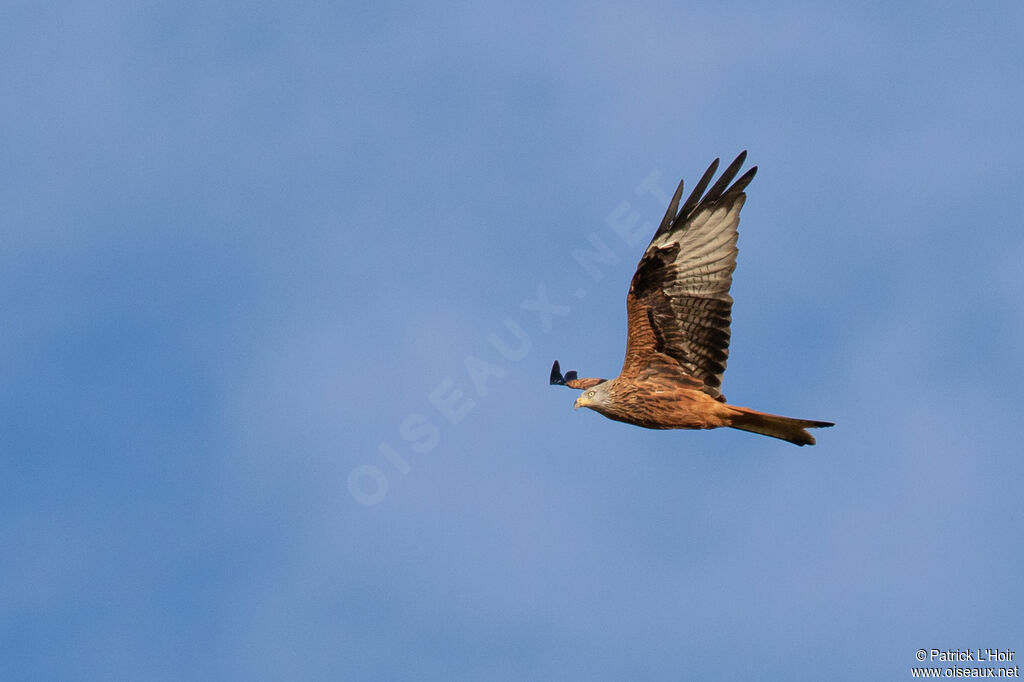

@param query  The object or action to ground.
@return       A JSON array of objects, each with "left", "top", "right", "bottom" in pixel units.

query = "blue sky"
[{"left": 3, "top": 2, "right": 1023, "bottom": 680}]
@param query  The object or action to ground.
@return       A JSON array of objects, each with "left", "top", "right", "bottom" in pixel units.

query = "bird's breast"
[{"left": 595, "top": 381, "right": 723, "bottom": 430}]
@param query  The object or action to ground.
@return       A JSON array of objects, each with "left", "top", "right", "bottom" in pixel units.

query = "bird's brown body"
[
  {"left": 585, "top": 378, "right": 730, "bottom": 431},
  {"left": 550, "top": 152, "right": 833, "bottom": 446}
]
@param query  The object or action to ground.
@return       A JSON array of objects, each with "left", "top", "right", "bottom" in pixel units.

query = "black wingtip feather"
[
  {"left": 669, "top": 152, "right": 754, "bottom": 228},
  {"left": 550, "top": 360, "right": 564, "bottom": 385},
  {"left": 550, "top": 360, "right": 582, "bottom": 388},
  {"left": 727, "top": 166, "right": 757, "bottom": 196},
  {"left": 677, "top": 157, "right": 720, "bottom": 221},
  {"left": 656, "top": 179, "right": 686, "bottom": 235},
  {"left": 703, "top": 151, "right": 748, "bottom": 204}
]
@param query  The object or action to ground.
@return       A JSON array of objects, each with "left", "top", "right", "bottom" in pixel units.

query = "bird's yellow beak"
[{"left": 574, "top": 395, "right": 587, "bottom": 409}]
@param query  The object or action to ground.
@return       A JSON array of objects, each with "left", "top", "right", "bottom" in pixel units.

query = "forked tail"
[{"left": 728, "top": 406, "right": 834, "bottom": 446}]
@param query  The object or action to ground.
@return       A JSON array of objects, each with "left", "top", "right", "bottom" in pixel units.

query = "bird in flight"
[{"left": 550, "top": 152, "right": 833, "bottom": 445}]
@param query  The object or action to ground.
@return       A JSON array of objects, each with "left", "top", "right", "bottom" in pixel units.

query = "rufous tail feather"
[{"left": 728, "top": 406, "right": 834, "bottom": 446}]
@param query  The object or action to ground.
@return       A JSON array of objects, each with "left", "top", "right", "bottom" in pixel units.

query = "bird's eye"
[{"left": 587, "top": 390, "right": 596, "bottom": 398}]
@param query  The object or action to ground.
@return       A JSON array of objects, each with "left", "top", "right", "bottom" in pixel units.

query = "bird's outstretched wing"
[
  {"left": 549, "top": 360, "right": 605, "bottom": 390},
  {"left": 620, "top": 152, "right": 757, "bottom": 401}
]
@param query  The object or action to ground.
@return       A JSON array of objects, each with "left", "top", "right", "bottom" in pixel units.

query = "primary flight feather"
[{"left": 550, "top": 152, "right": 834, "bottom": 445}]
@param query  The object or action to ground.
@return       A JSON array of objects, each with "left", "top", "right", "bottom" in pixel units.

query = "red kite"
[{"left": 550, "top": 152, "right": 833, "bottom": 445}]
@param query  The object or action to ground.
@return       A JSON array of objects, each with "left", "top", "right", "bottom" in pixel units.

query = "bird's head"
[{"left": 574, "top": 381, "right": 611, "bottom": 410}]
